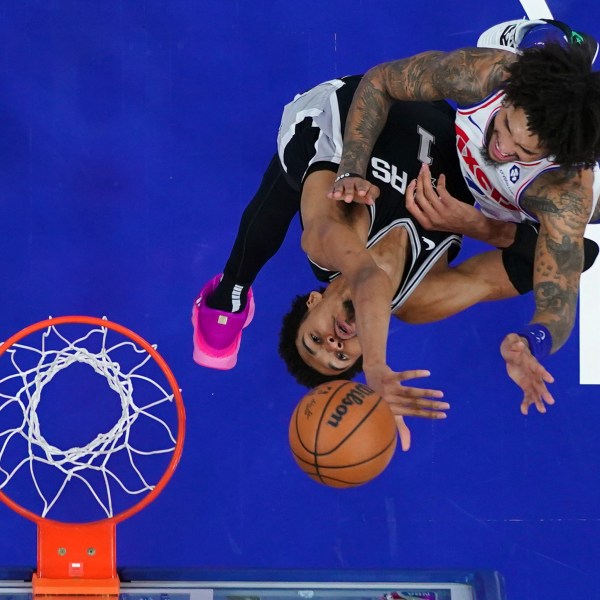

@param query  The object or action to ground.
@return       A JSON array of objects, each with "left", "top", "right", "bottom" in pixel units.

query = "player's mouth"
[
  {"left": 335, "top": 319, "right": 355, "bottom": 340},
  {"left": 490, "top": 137, "right": 514, "bottom": 162}
]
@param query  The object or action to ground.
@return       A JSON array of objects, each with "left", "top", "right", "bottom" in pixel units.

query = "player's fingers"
[
  {"left": 543, "top": 372, "right": 555, "bottom": 384},
  {"left": 413, "top": 389, "right": 445, "bottom": 400},
  {"left": 415, "top": 169, "right": 438, "bottom": 209},
  {"left": 406, "top": 179, "right": 431, "bottom": 226},
  {"left": 512, "top": 339, "right": 528, "bottom": 351},
  {"left": 537, "top": 365, "right": 555, "bottom": 384},
  {"left": 506, "top": 339, "right": 528, "bottom": 360},
  {"left": 328, "top": 181, "right": 360, "bottom": 202},
  {"left": 406, "top": 180, "right": 420, "bottom": 211},
  {"left": 523, "top": 390, "right": 548, "bottom": 415},
  {"left": 542, "top": 390, "right": 556, "bottom": 406},
  {"left": 520, "top": 398, "right": 531, "bottom": 415},
  {"left": 334, "top": 180, "right": 379, "bottom": 205},
  {"left": 393, "top": 388, "right": 446, "bottom": 401},
  {"left": 389, "top": 406, "right": 448, "bottom": 419},
  {"left": 327, "top": 184, "right": 344, "bottom": 200},
  {"left": 395, "top": 417, "right": 411, "bottom": 451},
  {"left": 352, "top": 178, "right": 379, "bottom": 201},
  {"left": 437, "top": 172, "right": 447, "bottom": 192},
  {"left": 436, "top": 174, "right": 454, "bottom": 207},
  {"left": 364, "top": 182, "right": 380, "bottom": 203},
  {"left": 418, "top": 164, "right": 439, "bottom": 199},
  {"left": 394, "top": 368, "right": 432, "bottom": 381},
  {"left": 387, "top": 396, "right": 449, "bottom": 411},
  {"left": 387, "top": 397, "right": 449, "bottom": 411}
]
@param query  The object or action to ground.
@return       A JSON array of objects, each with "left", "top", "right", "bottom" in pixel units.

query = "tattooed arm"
[
  {"left": 501, "top": 168, "right": 594, "bottom": 415},
  {"left": 590, "top": 200, "right": 600, "bottom": 224},
  {"left": 328, "top": 48, "right": 516, "bottom": 204},
  {"left": 521, "top": 168, "right": 592, "bottom": 349}
]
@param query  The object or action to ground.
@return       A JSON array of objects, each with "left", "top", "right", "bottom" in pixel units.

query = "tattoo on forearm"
[
  {"left": 386, "top": 49, "right": 514, "bottom": 105},
  {"left": 340, "top": 48, "right": 515, "bottom": 173},
  {"left": 534, "top": 231, "right": 583, "bottom": 349},
  {"left": 522, "top": 169, "right": 592, "bottom": 350},
  {"left": 546, "top": 235, "right": 585, "bottom": 273},
  {"left": 339, "top": 81, "right": 391, "bottom": 174},
  {"left": 533, "top": 281, "right": 578, "bottom": 346}
]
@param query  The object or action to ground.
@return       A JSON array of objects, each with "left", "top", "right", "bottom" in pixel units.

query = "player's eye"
[
  {"left": 310, "top": 334, "right": 321, "bottom": 344},
  {"left": 336, "top": 352, "right": 349, "bottom": 361}
]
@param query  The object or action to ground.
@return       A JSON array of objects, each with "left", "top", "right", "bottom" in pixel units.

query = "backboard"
[{"left": 0, "top": 570, "right": 506, "bottom": 600}]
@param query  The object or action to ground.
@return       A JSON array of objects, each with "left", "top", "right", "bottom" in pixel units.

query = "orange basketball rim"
[{"left": 0, "top": 316, "right": 186, "bottom": 597}]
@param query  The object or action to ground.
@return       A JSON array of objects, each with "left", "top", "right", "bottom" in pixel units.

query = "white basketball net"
[{"left": 0, "top": 320, "right": 179, "bottom": 519}]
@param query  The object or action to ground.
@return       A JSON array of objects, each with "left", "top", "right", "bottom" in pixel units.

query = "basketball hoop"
[{"left": 0, "top": 316, "right": 186, "bottom": 596}]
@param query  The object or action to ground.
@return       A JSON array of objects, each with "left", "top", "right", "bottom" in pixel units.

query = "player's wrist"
[
  {"left": 517, "top": 324, "right": 553, "bottom": 361},
  {"left": 488, "top": 220, "right": 518, "bottom": 249},
  {"left": 469, "top": 214, "right": 516, "bottom": 247},
  {"left": 334, "top": 171, "right": 364, "bottom": 183}
]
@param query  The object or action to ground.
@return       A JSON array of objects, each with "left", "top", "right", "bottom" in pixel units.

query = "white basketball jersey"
[{"left": 455, "top": 91, "right": 600, "bottom": 223}]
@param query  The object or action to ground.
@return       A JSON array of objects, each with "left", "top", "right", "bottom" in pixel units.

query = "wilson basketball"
[{"left": 289, "top": 380, "right": 397, "bottom": 488}]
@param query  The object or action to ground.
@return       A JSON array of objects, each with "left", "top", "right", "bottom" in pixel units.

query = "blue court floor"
[{"left": 0, "top": 2, "right": 599, "bottom": 599}]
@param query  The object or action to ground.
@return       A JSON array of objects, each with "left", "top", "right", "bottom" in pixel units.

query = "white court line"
[
  {"left": 519, "top": 0, "right": 554, "bottom": 19},
  {"left": 580, "top": 226, "right": 600, "bottom": 384}
]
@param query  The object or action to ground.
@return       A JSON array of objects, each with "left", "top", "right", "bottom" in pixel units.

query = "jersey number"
[{"left": 370, "top": 126, "right": 435, "bottom": 194}]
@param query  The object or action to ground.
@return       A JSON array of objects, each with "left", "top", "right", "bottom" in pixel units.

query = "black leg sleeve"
[{"left": 222, "top": 153, "right": 301, "bottom": 285}]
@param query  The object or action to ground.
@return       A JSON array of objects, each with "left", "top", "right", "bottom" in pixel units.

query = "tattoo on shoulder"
[
  {"left": 434, "top": 48, "right": 514, "bottom": 105},
  {"left": 382, "top": 48, "right": 514, "bottom": 105}
]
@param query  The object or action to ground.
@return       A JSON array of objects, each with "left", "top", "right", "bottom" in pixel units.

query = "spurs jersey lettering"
[{"left": 455, "top": 91, "right": 562, "bottom": 223}]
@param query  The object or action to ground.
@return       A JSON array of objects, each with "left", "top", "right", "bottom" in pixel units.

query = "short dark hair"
[
  {"left": 502, "top": 42, "right": 600, "bottom": 169},
  {"left": 278, "top": 290, "right": 363, "bottom": 388}
]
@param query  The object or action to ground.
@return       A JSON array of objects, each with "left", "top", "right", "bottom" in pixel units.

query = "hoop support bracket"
[{"left": 33, "top": 521, "right": 119, "bottom": 596}]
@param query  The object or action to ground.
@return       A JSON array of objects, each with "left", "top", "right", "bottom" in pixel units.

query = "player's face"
[
  {"left": 295, "top": 291, "right": 362, "bottom": 375},
  {"left": 486, "top": 103, "right": 546, "bottom": 163}
]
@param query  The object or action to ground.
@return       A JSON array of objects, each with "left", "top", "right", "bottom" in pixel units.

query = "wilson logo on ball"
[{"left": 326, "top": 383, "right": 373, "bottom": 427}]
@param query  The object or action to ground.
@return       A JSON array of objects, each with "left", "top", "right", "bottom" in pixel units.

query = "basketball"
[{"left": 289, "top": 380, "right": 397, "bottom": 488}]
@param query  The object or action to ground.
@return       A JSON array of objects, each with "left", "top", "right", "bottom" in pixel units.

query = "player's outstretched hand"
[
  {"left": 327, "top": 174, "right": 380, "bottom": 205},
  {"left": 500, "top": 333, "right": 556, "bottom": 415},
  {"left": 364, "top": 365, "right": 448, "bottom": 450},
  {"left": 406, "top": 164, "right": 481, "bottom": 233}
]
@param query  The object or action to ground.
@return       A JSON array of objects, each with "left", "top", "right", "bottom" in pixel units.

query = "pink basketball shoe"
[{"left": 192, "top": 274, "right": 255, "bottom": 370}]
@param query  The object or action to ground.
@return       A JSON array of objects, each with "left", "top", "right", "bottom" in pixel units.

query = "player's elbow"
[{"left": 300, "top": 229, "right": 319, "bottom": 257}]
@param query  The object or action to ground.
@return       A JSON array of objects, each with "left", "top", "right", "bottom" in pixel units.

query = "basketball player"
[
  {"left": 274, "top": 78, "right": 516, "bottom": 389},
  {"left": 194, "top": 20, "right": 599, "bottom": 430},
  {"left": 272, "top": 73, "right": 594, "bottom": 449},
  {"left": 193, "top": 71, "right": 597, "bottom": 449},
  {"left": 327, "top": 19, "right": 600, "bottom": 416}
]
